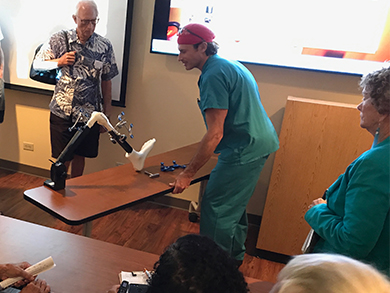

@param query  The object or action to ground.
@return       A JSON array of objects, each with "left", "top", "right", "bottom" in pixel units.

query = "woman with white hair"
[{"left": 270, "top": 253, "right": 390, "bottom": 293}]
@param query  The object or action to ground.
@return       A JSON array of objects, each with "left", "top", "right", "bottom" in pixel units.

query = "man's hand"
[
  {"left": 168, "top": 108, "right": 226, "bottom": 194},
  {"left": 0, "top": 262, "right": 35, "bottom": 287},
  {"left": 169, "top": 171, "right": 193, "bottom": 194},
  {"left": 308, "top": 198, "right": 326, "bottom": 209},
  {"left": 58, "top": 51, "right": 76, "bottom": 67},
  {"left": 20, "top": 279, "right": 51, "bottom": 293}
]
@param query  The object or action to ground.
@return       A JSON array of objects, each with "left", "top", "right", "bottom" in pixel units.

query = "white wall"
[{"left": 0, "top": 0, "right": 363, "bottom": 215}]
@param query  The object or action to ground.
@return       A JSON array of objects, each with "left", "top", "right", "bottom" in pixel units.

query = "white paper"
[
  {"left": 119, "top": 271, "right": 148, "bottom": 285},
  {"left": 301, "top": 229, "right": 315, "bottom": 253}
]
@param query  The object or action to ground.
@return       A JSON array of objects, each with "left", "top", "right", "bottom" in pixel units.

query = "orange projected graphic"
[{"left": 302, "top": 8, "right": 390, "bottom": 61}]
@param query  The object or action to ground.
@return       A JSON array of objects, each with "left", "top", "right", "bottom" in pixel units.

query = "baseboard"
[
  {"left": 0, "top": 159, "right": 49, "bottom": 178},
  {"left": 150, "top": 196, "right": 262, "bottom": 226},
  {"left": 255, "top": 249, "right": 292, "bottom": 264},
  {"left": 0, "top": 159, "right": 262, "bottom": 226},
  {"left": 248, "top": 213, "right": 262, "bottom": 226},
  {"left": 150, "top": 196, "right": 192, "bottom": 211}
]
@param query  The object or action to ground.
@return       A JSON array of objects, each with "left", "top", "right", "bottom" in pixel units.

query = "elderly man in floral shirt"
[{"left": 34, "top": 0, "right": 118, "bottom": 177}]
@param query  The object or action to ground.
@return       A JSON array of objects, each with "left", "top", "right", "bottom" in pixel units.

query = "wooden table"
[
  {"left": 24, "top": 143, "right": 217, "bottom": 236},
  {"left": 0, "top": 216, "right": 274, "bottom": 293},
  {"left": 0, "top": 215, "right": 157, "bottom": 293}
]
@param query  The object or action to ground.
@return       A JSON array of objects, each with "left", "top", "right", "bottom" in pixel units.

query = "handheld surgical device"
[{"left": 44, "top": 111, "right": 156, "bottom": 190}]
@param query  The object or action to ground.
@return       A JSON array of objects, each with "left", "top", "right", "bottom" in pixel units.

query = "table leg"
[
  {"left": 198, "top": 179, "right": 207, "bottom": 200},
  {"left": 82, "top": 221, "right": 92, "bottom": 237},
  {"left": 188, "top": 179, "right": 208, "bottom": 222}
]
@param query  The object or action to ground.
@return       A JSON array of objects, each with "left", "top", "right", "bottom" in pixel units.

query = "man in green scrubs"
[{"left": 170, "top": 23, "right": 279, "bottom": 265}]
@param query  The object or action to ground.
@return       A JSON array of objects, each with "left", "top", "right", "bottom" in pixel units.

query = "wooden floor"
[{"left": 0, "top": 168, "right": 285, "bottom": 284}]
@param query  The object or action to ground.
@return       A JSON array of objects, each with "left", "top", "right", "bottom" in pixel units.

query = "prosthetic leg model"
[{"left": 44, "top": 111, "right": 156, "bottom": 191}]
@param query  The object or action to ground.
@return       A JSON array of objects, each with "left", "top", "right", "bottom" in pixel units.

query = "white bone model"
[{"left": 88, "top": 111, "right": 156, "bottom": 171}]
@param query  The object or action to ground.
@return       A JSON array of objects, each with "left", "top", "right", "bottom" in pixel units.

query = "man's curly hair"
[
  {"left": 360, "top": 65, "right": 390, "bottom": 115},
  {"left": 193, "top": 42, "right": 219, "bottom": 56},
  {"left": 147, "top": 234, "right": 249, "bottom": 293}
]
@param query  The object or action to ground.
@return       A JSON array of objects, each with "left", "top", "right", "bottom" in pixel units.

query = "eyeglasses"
[
  {"left": 178, "top": 27, "right": 206, "bottom": 43},
  {"left": 78, "top": 17, "right": 99, "bottom": 26}
]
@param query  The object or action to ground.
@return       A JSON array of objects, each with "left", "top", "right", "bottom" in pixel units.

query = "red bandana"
[{"left": 177, "top": 23, "right": 215, "bottom": 45}]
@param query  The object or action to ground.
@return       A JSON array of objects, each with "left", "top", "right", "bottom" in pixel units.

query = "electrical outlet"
[{"left": 23, "top": 142, "right": 34, "bottom": 151}]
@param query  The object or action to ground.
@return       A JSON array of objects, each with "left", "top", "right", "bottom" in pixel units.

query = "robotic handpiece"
[
  {"left": 92, "top": 112, "right": 156, "bottom": 171},
  {"left": 44, "top": 111, "right": 156, "bottom": 190}
]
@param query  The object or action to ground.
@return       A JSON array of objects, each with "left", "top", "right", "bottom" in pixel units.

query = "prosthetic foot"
[{"left": 125, "top": 138, "right": 156, "bottom": 171}]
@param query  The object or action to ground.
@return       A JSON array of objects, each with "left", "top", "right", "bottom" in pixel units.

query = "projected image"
[
  {"left": 151, "top": 0, "right": 390, "bottom": 76},
  {"left": 300, "top": 1, "right": 389, "bottom": 63}
]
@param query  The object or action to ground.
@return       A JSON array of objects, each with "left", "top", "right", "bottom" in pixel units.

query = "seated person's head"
[
  {"left": 360, "top": 65, "right": 390, "bottom": 116},
  {"left": 147, "top": 234, "right": 248, "bottom": 293},
  {"left": 270, "top": 253, "right": 390, "bottom": 293}
]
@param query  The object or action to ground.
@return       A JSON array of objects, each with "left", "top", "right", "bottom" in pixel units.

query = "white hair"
[
  {"left": 75, "top": 0, "right": 98, "bottom": 16},
  {"left": 271, "top": 254, "right": 390, "bottom": 293}
]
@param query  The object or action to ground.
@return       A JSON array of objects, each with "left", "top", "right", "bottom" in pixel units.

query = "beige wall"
[{"left": 0, "top": 0, "right": 364, "bottom": 215}]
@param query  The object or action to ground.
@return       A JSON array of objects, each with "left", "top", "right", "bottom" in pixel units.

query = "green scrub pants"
[{"left": 200, "top": 155, "right": 268, "bottom": 261}]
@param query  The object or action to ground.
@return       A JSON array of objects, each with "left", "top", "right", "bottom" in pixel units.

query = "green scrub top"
[{"left": 198, "top": 55, "right": 279, "bottom": 164}]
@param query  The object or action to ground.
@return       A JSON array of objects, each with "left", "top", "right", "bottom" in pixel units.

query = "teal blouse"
[{"left": 305, "top": 136, "right": 390, "bottom": 275}]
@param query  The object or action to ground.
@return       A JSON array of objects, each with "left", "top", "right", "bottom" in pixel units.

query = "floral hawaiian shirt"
[{"left": 35, "top": 29, "right": 119, "bottom": 122}]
